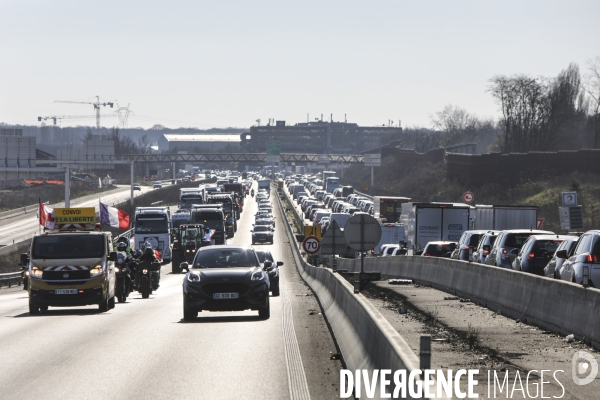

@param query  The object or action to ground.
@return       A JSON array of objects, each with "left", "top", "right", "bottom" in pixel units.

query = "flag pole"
[{"left": 38, "top": 197, "right": 41, "bottom": 234}]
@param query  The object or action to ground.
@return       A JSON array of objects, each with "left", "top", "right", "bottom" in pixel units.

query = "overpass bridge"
[{"left": 113, "top": 152, "right": 365, "bottom": 163}]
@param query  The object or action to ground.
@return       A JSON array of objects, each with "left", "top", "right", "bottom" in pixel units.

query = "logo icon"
[
  {"left": 63, "top": 273, "right": 69, "bottom": 279},
  {"left": 572, "top": 350, "right": 598, "bottom": 385}
]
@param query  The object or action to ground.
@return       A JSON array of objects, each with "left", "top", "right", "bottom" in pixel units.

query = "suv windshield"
[
  {"left": 254, "top": 226, "right": 271, "bottom": 232},
  {"left": 193, "top": 248, "right": 259, "bottom": 268},
  {"left": 33, "top": 235, "right": 105, "bottom": 259},
  {"left": 255, "top": 251, "right": 274, "bottom": 263}
]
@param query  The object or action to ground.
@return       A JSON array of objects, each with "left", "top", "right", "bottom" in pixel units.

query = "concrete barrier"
[
  {"left": 0, "top": 203, "right": 38, "bottom": 221},
  {"left": 278, "top": 183, "right": 440, "bottom": 399},
  {"left": 337, "top": 255, "right": 600, "bottom": 349}
]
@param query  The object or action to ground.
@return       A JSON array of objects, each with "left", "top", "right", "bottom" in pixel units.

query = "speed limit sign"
[{"left": 302, "top": 235, "right": 321, "bottom": 254}]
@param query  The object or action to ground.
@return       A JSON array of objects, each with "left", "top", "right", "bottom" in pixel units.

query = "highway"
[
  {"left": 0, "top": 185, "right": 342, "bottom": 400},
  {"left": 0, "top": 185, "right": 152, "bottom": 246}
]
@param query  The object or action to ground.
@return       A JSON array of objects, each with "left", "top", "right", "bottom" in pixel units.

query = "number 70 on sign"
[{"left": 302, "top": 236, "right": 321, "bottom": 254}]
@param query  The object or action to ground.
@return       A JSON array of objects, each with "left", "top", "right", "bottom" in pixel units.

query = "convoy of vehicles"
[{"left": 16, "top": 168, "right": 596, "bottom": 323}]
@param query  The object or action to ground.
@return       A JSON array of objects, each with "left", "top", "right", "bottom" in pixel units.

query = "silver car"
[{"left": 557, "top": 230, "right": 600, "bottom": 286}]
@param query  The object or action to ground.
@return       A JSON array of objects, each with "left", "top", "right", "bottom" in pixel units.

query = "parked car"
[
  {"left": 472, "top": 231, "right": 500, "bottom": 264},
  {"left": 421, "top": 241, "right": 457, "bottom": 258},
  {"left": 485, "top": 229, "right": 553, "bottom": 268},
  {"left": 544, "top": 236, "right": 580, "bottom": 278},
  {"left": 451, "top": 230, "right": 497, "bottom": 261},
  {"left": 557, "top": 230, "right": 600, "bottom": 286},
  {"left": 512, "top": 235, "right": 575, "bottom": 275}
]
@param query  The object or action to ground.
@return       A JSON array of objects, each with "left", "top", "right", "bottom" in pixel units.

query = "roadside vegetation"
[{"left": 346, "top": 158, "right": 600, "bottom": 233}]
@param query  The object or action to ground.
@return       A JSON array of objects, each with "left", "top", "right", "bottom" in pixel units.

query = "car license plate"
[
  {"left": 55, "top": 289, "right": 77, "bottom": 294},
  {"left": 213, "top": 292, "right": 239, "bottom": 299}
]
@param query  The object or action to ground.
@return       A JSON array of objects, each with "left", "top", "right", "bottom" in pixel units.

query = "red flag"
[{"left": 39, "top": 203, "right": 56, "bottom": 230}]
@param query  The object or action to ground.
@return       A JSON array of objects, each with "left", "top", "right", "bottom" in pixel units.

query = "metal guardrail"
[{"left": 0, "top": 271, "right": 22, "bottom": 289}]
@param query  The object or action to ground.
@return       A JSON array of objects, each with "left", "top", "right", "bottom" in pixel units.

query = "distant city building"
[
  {"left": 158, "top": 134, "right": 242, "bottom": 152},
  {"left": 241, "top": 121, "right": 402, "bottom": 154}
]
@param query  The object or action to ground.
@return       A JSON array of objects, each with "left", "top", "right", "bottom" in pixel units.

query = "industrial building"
[
  {"left": 240, "top": 121, "right": 402, "bottom": 154},
  {"left": 158, "top": 134, "right": 242, "bottom": 153}
]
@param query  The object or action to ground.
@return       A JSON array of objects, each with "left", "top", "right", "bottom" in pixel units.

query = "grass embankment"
[{"left": 345, "top": 157, "right": 600, "bottom": 233}]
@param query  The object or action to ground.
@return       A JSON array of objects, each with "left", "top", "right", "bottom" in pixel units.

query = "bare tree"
[
  {"left": 137, "top": 133, "right": 152, "bottom": 154},
  {"left": 583, "top": 57, "right": 600, "bottom": 148}
]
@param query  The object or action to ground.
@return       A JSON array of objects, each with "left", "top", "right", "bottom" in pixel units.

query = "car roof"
[{"left": 526, "top": 234, "right": 578, "bottom": 241}]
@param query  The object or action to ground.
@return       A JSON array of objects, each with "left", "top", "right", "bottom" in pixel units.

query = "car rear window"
[
  {"left": 504, "top": 233, "right": 533, "bottom": 248},
  {"left": 532, "top": 240, "right": 562, "bottom": 256},
  {"left": 425, "top": 244, "right": 455, "bottom": 256},
  {"left": 469, "top": 234, "right": 481, "bottom": 247}
]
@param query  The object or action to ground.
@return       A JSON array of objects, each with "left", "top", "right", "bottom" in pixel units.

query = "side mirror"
[
  {"left": 20, "top": 253, "right": 30, "bottom": 264},
  {"left": 109, "top": 251, "right": 118, "bottom": 261},
  {"left": 555, "top": 249, "right": 568, "bottom": 259},
  {"left": 180, "top": 262, "right": 189, "bottom": 272},
  {"left": 510, "top": 248, "right": 519, "bottom": 255},
  {"left": 277, "top": 261, "right": 284, "bottom": 266}
]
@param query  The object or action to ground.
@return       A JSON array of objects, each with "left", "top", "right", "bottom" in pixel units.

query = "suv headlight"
[
  {"left": 90, "top": 265, "right": 103, "bottom": 278},
  {"left": 187, "top": 272, "right": 200, "bottom": 283},
  {"left": 251, "top": 271, "right": 264, "bottom": 281},
  {"left": 31, "top": 266, "right": 43, "bottom": 279}
]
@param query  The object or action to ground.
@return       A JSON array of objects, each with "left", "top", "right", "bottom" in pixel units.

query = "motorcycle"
[
  {"left": 115, "top": 251, "right": 133, "bottom": 303},
  {"left": 136, "top": 258, "right": 161, "bottom": 299}
]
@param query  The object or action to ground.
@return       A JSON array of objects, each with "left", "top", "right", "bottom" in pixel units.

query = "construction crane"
[
  {"left": 38, "top": 114, "right": 116, "bottom": 142},
  {"left": 54, "top": 95, "right": 114, "bottom": 133}
]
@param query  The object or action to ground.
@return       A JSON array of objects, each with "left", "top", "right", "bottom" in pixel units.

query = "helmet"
[
  {"left": 116, "top": 242, "right": 127, "bottom": 251},
  {"left": 144, "top": 246, "right": 155, "bottom": 257},
  {"left": 117, "top": 237, "right": 130, "bottom": 247},
  {"left": 134, "top": 249, "right": 143, "bottom": 258}
]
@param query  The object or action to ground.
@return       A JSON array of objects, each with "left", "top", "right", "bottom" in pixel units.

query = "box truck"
[
  {"left": 473, "top": 205, "right": 538, "bottom": 230},
  {"left": 400, "top": 202, "right": 471, "bottom": 252}
]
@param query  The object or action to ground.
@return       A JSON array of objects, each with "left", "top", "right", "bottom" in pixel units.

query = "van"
[{"left": 23, "top": 230, "right": 117, "bottom": 313}]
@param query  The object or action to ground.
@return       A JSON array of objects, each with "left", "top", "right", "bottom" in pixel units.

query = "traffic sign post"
[
  {"left": 462, "top": 191, "right": 474, "bottom": 204},
  {"left": 302, "top": 236, "right": 321, "bottom": 254},
  {"left": 304, "top": 225, "right": 322, "bottom": 240}
]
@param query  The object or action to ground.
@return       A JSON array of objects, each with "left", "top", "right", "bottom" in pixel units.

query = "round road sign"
[
  {"left": 144, "top": 175, "right": 149, "bottom": 181},
  {"left": 462, "top": 191, "right": 474, "bottom": 203},
  {"left": 302, "top": 235, "right": 321, "bottom": 254},
  {"left": 343, "top": 214, "right": 382, "bottom": 252},
  {"left": 190, "top": 175, "right": 196, "bottom": 181}
]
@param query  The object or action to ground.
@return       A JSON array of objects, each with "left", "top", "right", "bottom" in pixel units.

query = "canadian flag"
[{"left": 39, "top": 203, "right": 56, "bottom": 230}]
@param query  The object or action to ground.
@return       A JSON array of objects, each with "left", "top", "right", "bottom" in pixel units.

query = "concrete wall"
[{"left": 337, "top": 256, "right": 600, "bottom": 349}]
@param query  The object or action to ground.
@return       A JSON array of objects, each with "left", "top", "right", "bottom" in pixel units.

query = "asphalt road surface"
[
  {"left": 0, "top": 184, "right": 343, "bottom": 400},
  {"left": 0, "top": 185, "right": 151, "bottom": 246}
]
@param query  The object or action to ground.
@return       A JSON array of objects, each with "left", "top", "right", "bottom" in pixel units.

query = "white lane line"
[
  {"left": 273, "top": 184, "right": 311, "bottom": 400},
  {"left": 282, "top": 280, "right": 312, "bottom": 400}
]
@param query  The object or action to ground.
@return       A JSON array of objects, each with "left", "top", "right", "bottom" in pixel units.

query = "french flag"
[{"left": 99, "top": 202, "right": 130, "bottom": 230}]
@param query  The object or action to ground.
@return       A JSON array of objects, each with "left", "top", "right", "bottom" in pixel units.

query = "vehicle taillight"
[
  {"left": 483, "top": 250, "right": 489, "bottom": 254},
  {"left": 462, "top": 245, "right": 470, "bottom": 250},
  {"left": 425, "top": 253, "right": 431, "bottom": 257},
  {"left": 585, "top": 253, "right": 599, "bottom": 263},
  {"left": 528, "top": 253, "right": 535, "bottom": 260},
  {"left": 502, "top": 249, "right": 508, "bottom": 254}
]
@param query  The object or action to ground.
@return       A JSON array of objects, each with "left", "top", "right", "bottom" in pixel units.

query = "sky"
[{"left": 1, "top": 0, "right": 599, "bottom": 131}]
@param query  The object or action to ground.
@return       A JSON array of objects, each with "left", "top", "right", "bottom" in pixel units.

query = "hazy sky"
[{"left": 1, "top": 0, "right": 598, "bottom": 130}]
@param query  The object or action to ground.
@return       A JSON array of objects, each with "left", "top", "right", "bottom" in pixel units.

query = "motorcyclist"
[
  {"left": 251, "top": 188, "right": 255, "bottom": 197},
  {"left": 138, "top": 242, "right": 161, "bottom": 290}
]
